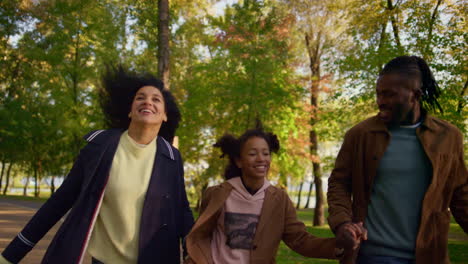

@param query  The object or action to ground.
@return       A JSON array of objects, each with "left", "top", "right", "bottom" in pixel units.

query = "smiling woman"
[
  {"left": 184, "top": 122, "right": 349, "bottom": 264},
  {"left": 130, "top": 86, "right": 167, "bottom": 127},
  {"left": 0, "top": 66, "right": 194, "bottom": 264},
  {"left": 100, "top": 66, "right": 180, "bottom": 144}
]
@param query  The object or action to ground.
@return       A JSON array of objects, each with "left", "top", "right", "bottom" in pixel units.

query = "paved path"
[{"left": 0, "top": 199, "right": 90, "bottom": 263}]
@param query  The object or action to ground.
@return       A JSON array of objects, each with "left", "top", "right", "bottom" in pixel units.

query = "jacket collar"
[
  {"left": 368, "top": 116, "right": 388, "bottom": 132},
  {"left": 368, "top": 110, "right": 436, "bottom": 133},
  {"left": 419, "top": 110, "right": 437, "bottom": 132},
  {"left": 157, "top": 136, "right": 177, "bottom": 161},
  {"left": 189, "top": 181, "right": 278, "bottom": 235},
  {"left": 83, "top": 129, "right": 121, "bottom": 144},
  {"left": 83, "top": 129, "right": 177, "bottom": 161}
]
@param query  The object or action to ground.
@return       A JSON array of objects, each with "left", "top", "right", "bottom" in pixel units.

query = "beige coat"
[
  {"left": 186, "top": 182, "right": 338, "bottom": 263},
  {"left": 327, "top": 114, "right": 468, "bottom": 264}
]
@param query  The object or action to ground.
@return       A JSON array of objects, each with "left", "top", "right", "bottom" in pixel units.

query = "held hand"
[{"left": 336, "top": 221, "right": 368, "bottom": 250}]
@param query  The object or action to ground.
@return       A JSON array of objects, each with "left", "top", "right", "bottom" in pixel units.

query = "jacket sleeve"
[
  {"left": 327, "top": 130, "right": 355, "bottom": 232},
  {"left": 1, "top": 146, "right": 88, "bottom": 264},
  {"left": 176, "top": 150, "right": 195, "bottom": 239},
  {"left": 282, "top": 192, "right": 337, "bottom": 259},
  {"left": 449, "top": 130, "right": 468, "bottom": 233}
]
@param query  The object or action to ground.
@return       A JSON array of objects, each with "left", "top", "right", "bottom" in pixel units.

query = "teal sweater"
[{"left": 360, "top": 124, "right": 432, "bottom": 259}]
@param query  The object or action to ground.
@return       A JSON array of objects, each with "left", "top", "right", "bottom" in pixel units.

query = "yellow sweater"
[{"left": 87, "top": 131, "right": 156, "bottom": 263}]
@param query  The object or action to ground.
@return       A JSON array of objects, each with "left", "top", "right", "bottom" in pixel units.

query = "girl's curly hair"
[{"left": 214, "top": 122, "right": 280, "bottom": 179}]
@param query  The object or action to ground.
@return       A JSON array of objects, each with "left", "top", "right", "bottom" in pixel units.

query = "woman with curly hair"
[
  {"left": 1, "top": 66, "right": 194, "bottom": 264},
  {"left": 185, "top": 123, "right": 352, "bottom": 264}
]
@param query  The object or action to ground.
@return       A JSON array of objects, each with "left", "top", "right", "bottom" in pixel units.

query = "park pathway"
[
  {"left": 1, "top": 198, "right": 465, "bottom": 263},
  {"left": 0, "top": 199, "right": 91, "bottom": 264}
]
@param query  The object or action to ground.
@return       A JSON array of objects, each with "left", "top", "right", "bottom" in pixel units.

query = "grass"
[
  {"left": 275, "top": 209, "right": 467, "bottom": 264},
  {"left": 0, "top": 194, "right": 50, "bottom": 202},
  {"left": 192, "top": 208, "right": 467, "bottom": 263},
  {"left": 1, "top": 196, "right": 466, "bottom": 263}
]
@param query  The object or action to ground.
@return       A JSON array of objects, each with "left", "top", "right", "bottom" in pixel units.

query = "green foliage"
[
  {"left": 0, "top": 0, "right": 465, "bottom": 200},
  {"left": 176, "top": 0, "right": 308, "bottom": 193},
  {"left": 333, "top": 0, "right": 467, "bottom": 135},
  {"left": 0, "top": 0, "right": 123, "bottom": 193}
]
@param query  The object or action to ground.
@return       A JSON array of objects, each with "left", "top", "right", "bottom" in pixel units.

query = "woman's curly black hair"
[
  {"left": 380, "top": 55, "right": 443, "bottom": 113},
  {"left": 99, "top": 65, "right": 181, "bottom": 143},
  {"left": 214, "top": 122, "right": 280, "bottom": 180}
]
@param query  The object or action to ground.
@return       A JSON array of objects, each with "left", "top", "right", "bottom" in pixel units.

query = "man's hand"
[{"left": 335, "top": 221, "right": 368, "bottom": 250}]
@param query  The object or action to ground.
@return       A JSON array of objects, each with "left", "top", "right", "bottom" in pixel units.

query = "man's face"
[{"left": 376, "top": 73, "right": 420, "bottom": 126}]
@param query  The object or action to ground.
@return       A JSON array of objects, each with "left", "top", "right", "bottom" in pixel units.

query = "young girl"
[
  {"left": 186, "top": 125, "right": 345, "bottom": 263},
  {"left": 0, "top": 66, "right": 194, "bottom": 264}
]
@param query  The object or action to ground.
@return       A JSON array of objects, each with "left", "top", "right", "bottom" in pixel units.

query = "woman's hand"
[{"left": 0, "top": 254, "right": 12, "bottom": 264}]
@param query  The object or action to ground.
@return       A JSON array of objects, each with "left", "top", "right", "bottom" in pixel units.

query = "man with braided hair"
[{"left": 327, "top": 55, "right": 467, "bottom": 264}]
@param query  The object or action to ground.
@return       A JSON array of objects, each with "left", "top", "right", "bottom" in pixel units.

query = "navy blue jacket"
[{"left": 2, "top": 129, "right": 194, "bottom": 264}]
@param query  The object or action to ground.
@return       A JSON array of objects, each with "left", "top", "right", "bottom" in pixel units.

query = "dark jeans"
[
  {"left": 357, "top": 254, "right": 415, "bottom": 264},
  {"left": 91, "top": 258, "right": 104, "bottom": 264}
]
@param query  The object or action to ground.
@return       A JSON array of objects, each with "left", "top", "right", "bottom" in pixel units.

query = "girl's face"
[
  {"left": 236, "top": 137, "right": 271, "bottom": 180},
  {"left": 129, "top": 85, "right": 167, "bottom": 127}
]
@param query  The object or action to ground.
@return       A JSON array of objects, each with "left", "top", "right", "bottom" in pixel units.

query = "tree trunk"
[
  {"left": 296, "top": 181, "right": 304, "bottom": 209},
  {"left": 23, "top": 174, "right": 30, "bottom": 196},
  {"left": 158, "top": 0, "right": 170, "bottom": 89},
  {"left": 457, "top": 79, "right": 467, "bottom": 114},
  {"left": 34, "top": 165, "right": 39, "bottom": 197},
  {"left": 376, "top": 20, "right": 388, "bottom": 71},
  {"left": 2, "top": 163, "right": 13, "bottom": 195},
  {"left": 0, "top": 158, "right": 6, "bottom": 190},
  {"left": 304, "top": 180, "right": 314, "bottom": 209},
  {"left": 70, "top": 11, "right": 84, "bottom": 155},
  {"left": 50, "top": 175, "right": 56, "bottom": 195},
  {"left": 386, "top": 0, "right": 403, "bottom": 51},
  {"left": 305, "top": 32, "right": 325, "bottom": 226},
  {"left": 312, "top": 161, "right": 325, "bottom": 225},
  {"left": 424, "top": 0, "right": 443, "bottom": 60}
]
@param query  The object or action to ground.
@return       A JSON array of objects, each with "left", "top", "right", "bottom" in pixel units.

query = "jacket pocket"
[{"left": 431, "top": 210, "right": 450, "bottom": 262}]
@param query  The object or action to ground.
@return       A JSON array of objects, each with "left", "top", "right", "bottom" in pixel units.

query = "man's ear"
[{"left": 413, "top": 88, "right": 422, "bottom": 102}]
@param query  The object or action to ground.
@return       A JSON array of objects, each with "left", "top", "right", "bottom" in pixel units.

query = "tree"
[
  {"left": 286, "top": 0, "right": 348, "bottom": 225},
  {"left": 157, "top": 0, "right": 171, "bottom": 88},
  {"left": 334, "top": 0, "right": 466, "bottom": 135},
  {"left": 176, "top": 0, "right": 308, "bottom": 203},
  {"left": 1, "top": 0, "right": 124, "bottom": 196}
]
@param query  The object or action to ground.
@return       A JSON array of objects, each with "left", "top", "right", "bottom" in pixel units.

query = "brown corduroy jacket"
[
  {"left": 327, "top": 114, "right": 468, "bottom": 264},
  {"left": 186, "top": 182, "right": 338, "bottom": 264}
]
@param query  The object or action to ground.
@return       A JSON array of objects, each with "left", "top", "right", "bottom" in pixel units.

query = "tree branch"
[
  {"left": 457, "top": 78, "right": 468, "bottom": 114},
  {"left": 424, "top": 0, "right": 444, "bottom": 60},
  {"left": 387, "top": 0, "right": 402, "bottom": 51}
]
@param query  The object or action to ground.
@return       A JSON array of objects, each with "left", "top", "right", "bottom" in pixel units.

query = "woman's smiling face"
[{"left": 129, "top": 85, "right": 167, "bottom": 127}]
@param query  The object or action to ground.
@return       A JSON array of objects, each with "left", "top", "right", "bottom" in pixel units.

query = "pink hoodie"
[{"left": 210, "top": 177, "right": 271, "bottom": 264}]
